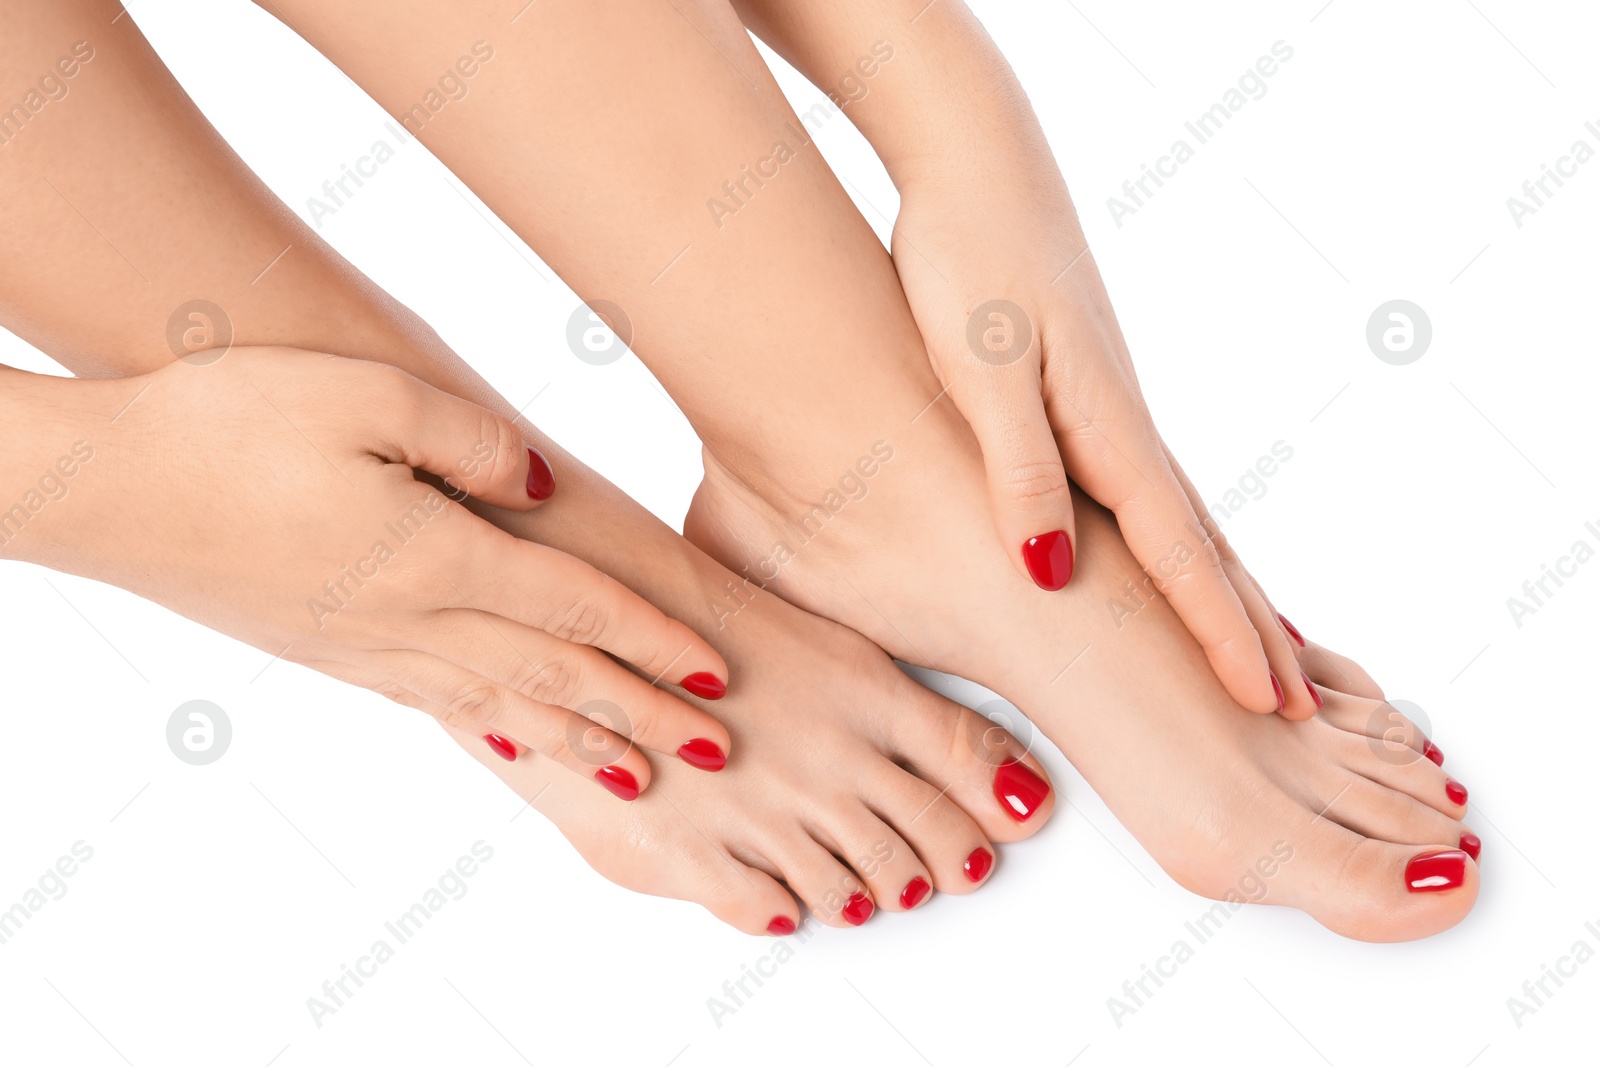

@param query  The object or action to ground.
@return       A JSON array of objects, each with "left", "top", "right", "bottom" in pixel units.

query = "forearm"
[{"left": 731, "top": 0, "right": 1057, "bottom": 189}]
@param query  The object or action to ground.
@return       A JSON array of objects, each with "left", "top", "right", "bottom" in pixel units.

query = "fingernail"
[
  {"left": 1405, "top": 849, "right": 1468, "bottom": 892},
  {"left": 680, "top": 671, "right": 727, "bottom": 700},
  {"left": 1423, "top": 739, "right": 1444, "bottom": 766},
  {"left": 525, "top": 446, "right": 555, "bottom": 500},
  {"left": 1270, "top": 672, "right": 1285, "bottom": 712},
  {"left": 595, "top": 765, "right": 640, "bottom": 801},
  {"left": 841, "top": 892, "right": 875, "bottom": 926},
  {"left": 1278, "top": 613, "right": 1306, "bottom": 647},
  {"left": 1445, "top": 778, "right": 1468, "bottom": 806},
  {"left": 1301, "top": 673, "right": 1324, "bottom": 710},
  {"left": 1459, "top": 832, "right": 1482, "bottom": 862},
  {"left": 900, "top": 877, "right": 931, "bottom": 910},
  {"left": 994, "top": 757, "right": 1050, "bottom": 822},
  {"left": 678, "top": 737, "right": 727, "bottom": 772},
  {"left": 1022, "top": 531, "right": 1073, "bottom": 591},
  {"left": 767, "top": 916, "right": 797, "bottom": 936},
  {"left": 964, "top": 847, "right": 994, "bottom": 884},
  {"left": 483, "top": 734, "right": 517, "bottom": 761}
]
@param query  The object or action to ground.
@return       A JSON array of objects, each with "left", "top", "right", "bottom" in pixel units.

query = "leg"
[
  {"left": 0, "top": 0, "right": 1055, "bottom": 932},
  {"left": 264, "top": 0, "right": 1479, "bottom": 938}
]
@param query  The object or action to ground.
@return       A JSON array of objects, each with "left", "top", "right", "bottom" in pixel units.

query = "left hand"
[{"left": 890, "top": 164, "right": 1316, "bottom": 717}]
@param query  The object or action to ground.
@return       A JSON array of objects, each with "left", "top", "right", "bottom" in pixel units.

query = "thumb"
[
  {"left": 943, "top": 348, "right": 1077, "bottom": 592},
  {"left": 375, "top": 371, "right": 555, "bottom": 510}
]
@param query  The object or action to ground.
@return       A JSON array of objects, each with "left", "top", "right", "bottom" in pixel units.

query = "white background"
[{"left": 1, "top": 1, "right": 1596, "bottom": 1064}]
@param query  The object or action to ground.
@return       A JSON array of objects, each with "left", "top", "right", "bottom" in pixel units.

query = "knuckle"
[
  {"left": 439, "top": 680, "right": 506, "bottom": 730},
  {"left": 1001, "top": 460, "right": 1071, "bottom": 507},
  {"left": 510, "top": 655, "right": 584, "bottom": 708},
  {"left": 542, "top": 591, "right": 613, "bottom": 647},
  {"left": 372, "top": 681, "right": 426, "bottom": 711}
]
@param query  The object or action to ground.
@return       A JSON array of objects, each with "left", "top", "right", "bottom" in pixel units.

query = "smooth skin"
[
  {"left": 261, "top": 0, "right": 1480, "bottom": 939},
  {"left": 0, "top": 0, "right": 1055, "bottom": 932}
]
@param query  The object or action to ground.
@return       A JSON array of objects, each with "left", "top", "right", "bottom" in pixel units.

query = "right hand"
[{"left": 3, "top": 347, "right": 732, "bottom": 798}]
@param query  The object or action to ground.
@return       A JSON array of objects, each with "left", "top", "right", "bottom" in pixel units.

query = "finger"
[
  {"left": 453, "top": 522, "right": 731, "bottom": 697},
  {"left": 938, "top": 307, "right": 1076, "bottom": 590},
  {"left": 365, "top": 364, "right": 556, "bottom": 509},
  {"left": 368, "top": 650, "right": 653, "bottom": 800},
  {"left": 426, "top": 608, "right": 732, "bottom": 771},
  {"left": 1158, "top": 448, "right": 1315, "bottom": 718},
  {"left": 1047, "top": 388, "right": 1274, "bottom": 711}
]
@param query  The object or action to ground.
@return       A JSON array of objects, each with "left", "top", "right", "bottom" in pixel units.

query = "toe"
[
  {"left": 1299, "top": 640, "right": 1384, "bottom": 700},
  {"left": 1335, "top": 732, "right": 1469, "bottom": 819},
  {"left": 1317, "top": 692, "right": 1429, "bottom": 762},
  {"left": 767, "top": 836, "right": 877, "bottom": 929},
  {"left": 812, "top": 804, "right": 934, "bottom": 914},
  {"left": 865, "top": 765, "right": 993, "bottom": 899},
  {"left": 1316, "top": 771, "right": 1467, "bottom": 848}
]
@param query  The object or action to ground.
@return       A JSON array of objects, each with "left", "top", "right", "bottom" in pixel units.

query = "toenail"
[
  {"left": 963, "top": 847, "right": 994, "bottom": 883},
  {"left": 1278, "top": 613, "right": 1306, "bottom": 647},
  {"left": 594, "top": 765, "right": 640, "bottom": 801},
  {"left": 1270, "top": 672, "right": 1285, "bottom": 712},
  {"left": 1459, "top": 832, "right": 1482, "bottom": 862},
  {"left": 841, "top": 892, "right": 874, "bottom": 926},
  {"left": 1445, "top": 779, "right": 1468, "bottom": 806},
  {"left": 1423, "top": 739, "right": 1445, "bottom": 767},
  {"left": 1301, "top": 673, "right": 1324, "bottom": 710},
  {"left": 767, "top": 916, "right": 796, "bottom": 936},
  {"left": 900, "top": 877, "right": 931, "bottom": 910},
  {"left": 525, "top": 447, "right": 555, "bottom": 501},
  {"left": 1405, "top": 849, "right": 1468, "bottom": 892},
  {"left": 994, "top": 757, "right": 1051, "bottom": 821},
  {"left": 677, "top": 738, "right": 727, "bottom": 771},
  {"left": 483, "top": 734, "right": 517, "bottom": 762},
  {"left": 1021, "top": 531, "right": 1073, "bottom": 591},
  {"left": 680, "top": 672, "right": 727, "bottom": 700}
]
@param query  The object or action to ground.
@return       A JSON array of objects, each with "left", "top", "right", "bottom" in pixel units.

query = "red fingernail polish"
[
  {"left": 595, "top": 765, "right": 640, "bottom": 801},
  {"left": 1459, "top": 832, "right": 1482, "bottom": 862},
  {"left": 1301, "top": 673, "right": 1324, "bottom": 710},
  {"left": 900, "top": 877, "right": 931, "bottom": 910},
  {"left": 525, "top": 446, "right": 555, "bottom": 501},
  {"left": 1270, "top": 672, "right": 1285, "bottom": 712},
  {"left": 994, "top": 757, "right": 1050, "bottom": 822},
  {"left": 1022, "top": 531, "right": 1073, "bottom": 591},
  {"left": 767, "top": 916, "right": 796, "bottom": 936},
  {"left": 483, "top": 734, "right": 517, "bottom": 762},
  {"left": 964, "top": 847, "right": 993, "bottom": 883},
  {"left": 1405, "top": 849, "right": 1468, "bottom": 892},
  {"left": 1278, "top": 613, "right": 1306, "bottom": 647},
  {"left": 677, "top": 738, "right": 727, "bottom": 771},
  {"left": 680, "top": 672, "right": 727, "bottom": 700},
  {"left": 1445, "top": 778, "right": 1468, "bottom": 806},
  {"left": 841, "top": 892, "right": 874, "bottom": 926},
  {"left": 1423, "top": 739, "right": 1444, "bottom": 766}
]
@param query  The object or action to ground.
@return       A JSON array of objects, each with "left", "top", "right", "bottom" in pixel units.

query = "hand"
[
  {"left": 0, "top": 348, "right": 732, "bottom": 793},
  {"left": 891, "top": 166, "right": 1314, "bottom": 717}
]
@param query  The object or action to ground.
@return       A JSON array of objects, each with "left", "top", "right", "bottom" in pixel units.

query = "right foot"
[
  {"left": 683, "top": 430, "right": 1479, "bottom": 942},
  {"left": 439, "top": 589, "right": 1055, "bottom": 934}
]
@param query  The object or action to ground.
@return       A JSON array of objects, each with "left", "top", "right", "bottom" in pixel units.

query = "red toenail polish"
[
  {"left": 1406, "top": 849, "right": 1468, "bottom": 892},
  {"left": 1445, "top": 778, "right": 1468, "bottom": 806},
  {"left": 1459, "top": 832, "right": 1482, "bottom": 862},
  {"left": 964, "top": 847, "right": 994, "bottom": 883},
  {"left": 680, "top": 672, "right": 727, "bottom": 700},
  {"left": 900, "top": 877, "right": 931, "bottom": 910},
  {"left": 1278, "top": 613, "right": 1306, "bottom": 647},
  {"left": 525, "top": 446, "right": 555, "bottom": 501},
  {"left": 767, "top": 916, "right": 796, "bottom": 936},
  {"left": 483, "top": 734, "right": 517, "bottom": 762},
  {"left": 677, "top": 738, "right": 727, "bottom": 771},
  {"left": 1022, "top": 531, "right": 1073, "bottom": 591},
  {"left": 595, "top": 765, "right": 640, "bottom": 801},
  {"left": 1301, "top": 673, "right": 1324, "bottom": 710},
  {"left": 1270, "top": 672, "right": 1285, "bottom": 712},
  {"left": 1423, "top": 739, "right": 1444, "bottom": 767},
  {"left": 842, "top": 892, "right": 874, "bottom": 926},
  {"left": 994, "top": 757, "right": 1050, "bottom": 822}
]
